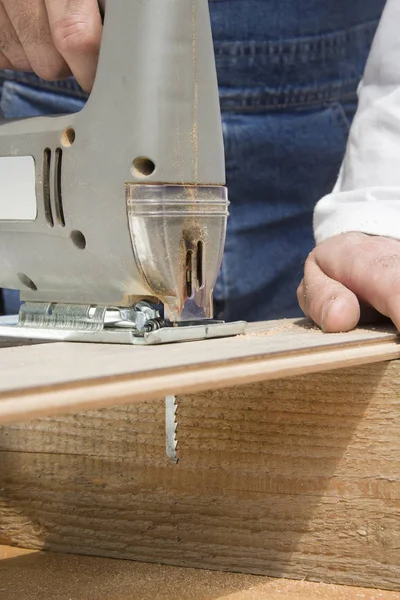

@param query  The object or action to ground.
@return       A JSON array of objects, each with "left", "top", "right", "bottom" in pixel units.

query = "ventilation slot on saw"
[
  {"left": 43, "top": 148, "right": 53, "bottom": 226},
  {"left": 185, "top": 250, "right": 193, "bottom": 298},
  {"left": 42, "top": 148, "right": 65, "bottom": 227},
  {"left": 196, "top": 241, "right": 204, "bottom": 288},
  {"left": 54, "top": 148, "right": 65, "bottom": 227}
]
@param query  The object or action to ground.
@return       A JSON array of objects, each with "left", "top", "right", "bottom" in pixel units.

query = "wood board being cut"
[
  {"left": 1, "top": 318, "right": 400, "bottom": 590},
  {"left": 0, "top": 318, "right": 400, "bottom": 423}
]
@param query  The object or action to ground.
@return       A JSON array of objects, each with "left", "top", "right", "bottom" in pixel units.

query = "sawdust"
[
  {"left": 241, "top": 318, "right": 390, "bottom": 340},
  {"left": 242, "top": 319, "right": 319, "bottom": 339}
]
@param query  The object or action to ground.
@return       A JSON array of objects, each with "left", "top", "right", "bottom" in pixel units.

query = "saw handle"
[{"left": 0, "top": 0, "right": 225, "bottom": 184}]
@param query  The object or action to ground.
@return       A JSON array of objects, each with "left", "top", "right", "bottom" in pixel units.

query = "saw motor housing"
[{"left": 0, "top": 0, "right": 228, "bottom": 327}]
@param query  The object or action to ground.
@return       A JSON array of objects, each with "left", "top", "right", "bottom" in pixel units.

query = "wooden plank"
[
  {"left": 1, "top": 360, "right": 400, "bottom": 590},
  {"left": 1, "top": 546, "right": 400, "bottom": 600},
  {"left": 0, "top": 318, "right": 400, "bottom": 424}
]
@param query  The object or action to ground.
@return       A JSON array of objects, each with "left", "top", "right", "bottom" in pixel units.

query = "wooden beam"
[
  {"left": 0, "top": 318, "right": 399, "bottom": 424},
  {"left": 1, "top": 545, "right": 400, "bottom": 600},
  {"left": 1, "top": 353, "right": 400, "bottom": 589}
]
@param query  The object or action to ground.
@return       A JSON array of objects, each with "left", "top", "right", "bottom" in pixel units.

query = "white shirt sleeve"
[{"left": 313, "top": 0, "right": 400, "bottom": 244}]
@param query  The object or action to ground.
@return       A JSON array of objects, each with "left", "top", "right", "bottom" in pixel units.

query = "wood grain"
[
  {"left": 2, "top": 545, "right": 400, "bottom": 600},
  {"left": 1, "top": 319, "right": 400, "bottom": 424},
  {"left": 1, "top": 361, "right": 400, "bottom": 590}
]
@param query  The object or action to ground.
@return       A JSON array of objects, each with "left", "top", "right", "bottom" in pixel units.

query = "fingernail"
[
  {"left": 321, "top": 295, "right": 360, "bottom": 333},
  {"left": 321, "top": 296, "right": 337, "bottom": 331}
]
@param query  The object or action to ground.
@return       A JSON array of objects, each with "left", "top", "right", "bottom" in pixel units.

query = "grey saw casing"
[{"left": 0, "top": 0, "right": 225, "bottom": 308}]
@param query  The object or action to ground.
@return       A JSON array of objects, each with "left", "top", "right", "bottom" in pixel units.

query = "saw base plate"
[{"left": 0, "top": 315, "right": 247, "bottom": 345}]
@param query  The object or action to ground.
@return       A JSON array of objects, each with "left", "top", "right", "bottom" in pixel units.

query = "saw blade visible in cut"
[{"left": 165, "top": 395, "right": 178, "bottom": 463}]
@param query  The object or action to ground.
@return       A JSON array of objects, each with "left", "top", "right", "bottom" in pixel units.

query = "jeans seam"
[
  {"left": 219, "top": 82, "right": 358, "bottom": 111},
  {"left": 0, "top": 19, "right": 378, "bottom": 102},
  {"left": 213, "top": 19, "right": 379, "bottom": 60}
]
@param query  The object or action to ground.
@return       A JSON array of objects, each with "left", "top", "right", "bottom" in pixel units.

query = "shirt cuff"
[{"left": 314, "top": 187, "right": 400, "bottom": 244}]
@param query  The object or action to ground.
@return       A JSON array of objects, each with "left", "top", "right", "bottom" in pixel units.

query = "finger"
[
  {"left": 298, "top": 253, "right": 360, "bottom": 332},
  {"left": 3, "top": 0, "right": 70, "bottom": 81},
  {"left": 312, "top": 232, "right": 400, "bottom": 332},
  {"left": 0, "top": 2, "right": 31, "bottom": 71},
  {"left": 45, "top": 0, "right": 102, "bottom": 92}
]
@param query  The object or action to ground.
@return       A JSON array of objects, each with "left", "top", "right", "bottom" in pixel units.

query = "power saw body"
[{"left": 0, "top": 0, "right": 246, "bottom": 345}]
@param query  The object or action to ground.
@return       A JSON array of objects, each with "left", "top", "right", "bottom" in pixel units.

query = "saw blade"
[{"left": 165, "top": 395, "right": 178, "bottom": 463}]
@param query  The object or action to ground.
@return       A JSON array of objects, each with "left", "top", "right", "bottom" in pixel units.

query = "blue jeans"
[{"left": 0, "top": 0, "right": 386, "bottom": 321}]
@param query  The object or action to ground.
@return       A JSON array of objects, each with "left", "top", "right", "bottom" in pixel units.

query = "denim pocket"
[
  {"left": 324, "top": 101, "right": 356, "bottom": 143},
  {"left": 216, "top": 100, "right": 356, "bottom": 322},
  {"left": 222, "top": 100, "right": 354, "bottom": 210},
  {"left": 0, "top": 80, "right": 85, "bottom": 119},
  {"left": 333, "top": 99, "right": 358, "bottom": 131}
]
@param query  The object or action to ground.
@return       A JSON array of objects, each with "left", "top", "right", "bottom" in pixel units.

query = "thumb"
[{"left": 298, "top": 252, "right": 360, "bottom": 332}]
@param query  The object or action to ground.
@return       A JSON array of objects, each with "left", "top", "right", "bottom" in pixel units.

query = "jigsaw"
[{"left": 0, "top": 0, "right": 246, "bottom": 345}]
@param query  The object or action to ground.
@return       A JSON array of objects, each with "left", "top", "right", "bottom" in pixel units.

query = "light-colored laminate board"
[{"left": 0, "top": 318, "right": 399, "bottom": 423}]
